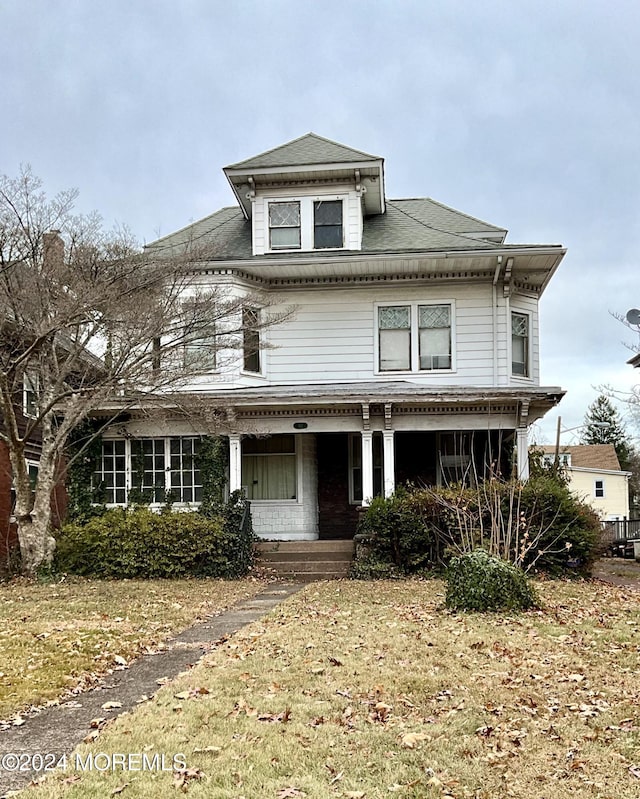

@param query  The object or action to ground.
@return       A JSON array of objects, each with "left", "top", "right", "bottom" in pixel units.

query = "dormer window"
[
  {"left": 262, "top": 196, "right": 348, "bottom": 254},
  {"left": 314, "top": 200, "right": 343, "bottom": 248},
  {"left": 269, "top": 202, "right": 301, "bottom": 250}
]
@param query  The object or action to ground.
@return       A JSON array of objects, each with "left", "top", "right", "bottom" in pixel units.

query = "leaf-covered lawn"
[
  {"left": 25, "top": 578, "right": 640, "bottom": 799},
  {"left": 0, "top": 577, "right": 264, "bottom": 720}
]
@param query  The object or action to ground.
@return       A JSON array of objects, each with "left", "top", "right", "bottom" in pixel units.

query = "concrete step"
[{"left": 254, "top": 540, "right": 355, "bottom": 580}]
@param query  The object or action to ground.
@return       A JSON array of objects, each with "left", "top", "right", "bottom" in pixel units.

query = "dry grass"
[
  {"left": 0, "top": 576, "right": 264, "bottom": 720},
  {"left": 17, "top": 578, "right": 640, "bottom": 798}
]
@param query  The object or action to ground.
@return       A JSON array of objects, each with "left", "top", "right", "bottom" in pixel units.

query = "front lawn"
[
  {"left": 0, "top": 576, "right": 264, "bottom": 721},
  {"left": 24, "top": 578, "right": 640, "bottom": 799}
]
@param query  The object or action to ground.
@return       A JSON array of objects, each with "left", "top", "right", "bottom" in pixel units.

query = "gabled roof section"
[
  {"left": 536, "top": 444, "right": 623, "bottom": 471},
  {"left": 226, "top": 132, "right": 381, "bottom": 170},
  {"left": 224, "top": 133, "right": 385, "bottom": 218}
]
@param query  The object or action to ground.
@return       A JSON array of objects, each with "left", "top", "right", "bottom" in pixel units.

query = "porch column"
[
  {"left": 382, "top": 430, "right": 395, "bottom": 497},
  {"left": 516, "top": 428, "right": 529, "bottom": 480},
  {"left": 361, "top": 430, "right": 374, "bottom": 506},
  {"left": 229, "top": 434, "right": 242, "bottom": 493}
]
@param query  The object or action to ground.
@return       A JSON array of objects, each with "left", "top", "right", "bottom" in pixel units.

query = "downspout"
[{"left": 492, "top": 256, "right": 503, "bottom": 385}]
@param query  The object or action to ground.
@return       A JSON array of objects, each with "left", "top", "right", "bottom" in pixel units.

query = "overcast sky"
[{"left": 2, "top": 0, "right": 639, "bottom": 443}]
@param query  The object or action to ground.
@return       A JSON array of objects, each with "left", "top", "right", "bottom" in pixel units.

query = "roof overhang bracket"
[
  {"left": 384, "top": 402, "right": 392, "bottom": 430},
  {"left": 503, "top": 257, "right": 514, "bottom": 297},
  {"left": 361, "top": 402, "right": 370, "bottom": 431},
  {"left": 518, "top": 399, "right": 530, "bottom": 429}
]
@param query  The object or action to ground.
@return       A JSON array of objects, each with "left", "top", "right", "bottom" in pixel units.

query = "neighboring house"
[
  {"left": 536, "top": 444, "right": 631, "bottom": 520},
  {"left": 94, "top": 133, "right": 566, "bottom": 540}
]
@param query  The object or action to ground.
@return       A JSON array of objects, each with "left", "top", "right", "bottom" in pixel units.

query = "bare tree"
[{"left": 0, "top": 167, "right": 286, "bottom": 573}]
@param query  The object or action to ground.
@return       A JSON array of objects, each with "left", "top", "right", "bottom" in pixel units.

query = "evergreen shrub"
[
  {"left": 54, "top": 501, "right": 254, "bottom": 578},
  {"left": 445, "top": 549, "right": 539, "bottom": 612}
]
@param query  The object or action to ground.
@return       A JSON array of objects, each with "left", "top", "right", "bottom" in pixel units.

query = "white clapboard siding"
[{"left": 264, "top": 283, "right": 513, "bottom": 386}]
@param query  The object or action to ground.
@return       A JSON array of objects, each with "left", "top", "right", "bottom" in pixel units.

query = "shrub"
[
  {"left": 354, "top": 487, "right": 437, "bottom": 573},
  {"left": 445, "top": 549, "right": 539, "bottom": 612},
  {"left": 54, "top": 501, "right": 254, "bottom": 578}
]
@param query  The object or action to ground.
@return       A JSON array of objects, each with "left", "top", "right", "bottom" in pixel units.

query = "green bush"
[
  {"left": 54, "top": 501, "right": 254, "bottom": 578},
  {"left": 354, "top": 487, "right": 438, "bottom": 573},
  {"left": 445, "top": 549, "right": 539, "bottom": 612}
]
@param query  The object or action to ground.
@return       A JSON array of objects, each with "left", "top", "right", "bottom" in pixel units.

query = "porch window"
[
  {"left": 94, "top": 440, "right": 127, "bottom": 504},
  {"left": 314, "top": 200, "right": 343, "bottom": 248},
  {"left": 169, "top": 437, "right": 202, "bottom": 503},
  {"left": 438, "top": 433, "right": 474, "bottom": 487},
  {"left": 511, "top": 312, "right": 529, "bottom": 377},
  {"left": 378, "top": 306, "right": 411, "bottom": 371},
  {"left": 242, "top": 435, "right": 297, "bottom": 500},
  {"left": 419, "top": 304, "right": 451, "bottom": 370},
  {"left": 242, "top": 307, "right": 261, "bottom": 373},
  {"left": 269, "top": 201, "right": 301, "bottom": 250},
  {"left": 131, "top": 438, "right": 167, "bottom": 503}
]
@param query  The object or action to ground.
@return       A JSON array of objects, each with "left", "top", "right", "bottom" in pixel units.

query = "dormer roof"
[{"left": 223, "top": 133, "right": 385, "bottom": 218}]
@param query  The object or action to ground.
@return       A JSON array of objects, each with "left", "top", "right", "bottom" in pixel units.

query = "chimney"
[{"left": 42, "top": 230, "right": 64, "bottom": 271}]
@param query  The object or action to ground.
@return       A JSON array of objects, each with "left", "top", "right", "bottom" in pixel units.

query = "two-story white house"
[{"left": 94, "top": 134, "right": 565, "bottom": 541}]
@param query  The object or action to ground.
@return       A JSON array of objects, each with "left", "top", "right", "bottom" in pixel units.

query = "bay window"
[{"left": 511, "top": 312, "right": 530, "bottom": 377}]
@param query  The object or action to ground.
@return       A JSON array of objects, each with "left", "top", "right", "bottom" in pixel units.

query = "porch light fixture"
[{"left": 293, "top": 422, "right": 308, "bottom": 429}]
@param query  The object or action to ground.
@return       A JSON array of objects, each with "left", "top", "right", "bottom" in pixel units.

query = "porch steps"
[{"left": 254, "top": 540, "right": 355, "bottom": 581}]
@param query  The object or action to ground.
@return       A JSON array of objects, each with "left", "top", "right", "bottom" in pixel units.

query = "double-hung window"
[
  {"left": 594, "top": 479, "right": 605, "bottom": 498},
  {"left": 378, "top": 303, "right": 453, "bottom": 373},
  {"left": 269, "top": 202, "right": 301, "bottom": 250},
  {"left": 419, "top": 305, "right": 452, "bottom": 370},
  {"left": 314, "top": 200, "right": 343, "bottom": 248},
  {"left": 511, "top": 312, "right": 530, "bottom": 377}
]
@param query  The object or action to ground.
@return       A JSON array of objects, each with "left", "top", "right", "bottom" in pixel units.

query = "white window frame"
[
  {"left": 594, "top": 478, "right": 605, "bottom": 499},
  {"left": 265, "top": 195, "right": 346, "bottom": 253},
  {"left": 241, "top": 306, "right": 262, "bottom": 375},
  {"left": 97, "top": 437, "right": 204, "bottom": 507},
  {"left": 374, "top": 300, "right": 456, "bottom": 375},
  {"left": 510, "top": 310, "right": 532, "bottom": 379}
]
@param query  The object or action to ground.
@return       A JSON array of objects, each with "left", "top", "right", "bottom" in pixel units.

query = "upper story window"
[
  {"left": 264, "top": 197, "right": 345, "bottom": 253},
  {"left": 242, "top": 307, "right": 261, "bottom": 373},
  {"left": 594, "top": 479, "right": 605, "bottom": 498},
  {"left": 511, "top": 312, "right": 529, "bottom": 377},
  {"left": 377, "top": 302, "right": 453, "bottom": 373},
  {"left": 269, "top": 202, "right": 301, "bottom": 250},
  {"left": 314, "top": 200, "right": 343, "bottom": 248},
  {"left": 23, "top": 373, "right": 39, "bottom": 418}
]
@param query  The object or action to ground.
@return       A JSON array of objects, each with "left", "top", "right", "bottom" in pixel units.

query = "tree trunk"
[{"left": 16, "top": 514, "right": 56, "bottom": 574}]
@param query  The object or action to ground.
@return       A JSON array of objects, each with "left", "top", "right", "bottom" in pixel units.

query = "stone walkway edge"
[{"left": 0, "top": 581, "right": 304, "bottom": 797}]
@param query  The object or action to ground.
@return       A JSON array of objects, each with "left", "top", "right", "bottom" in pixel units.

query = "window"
[
  {"left": 94, "top": 440, "right": 127, "bottom": 505},
  {"left": 169, "top": 438, "right": 202, "bottom": 503},
  {"left": 379, "top": 306, "right": 411, "bottom": 371},
  {"left": 182, "top": 300, "right": 217, "bottom": 370},
  {"left": 131, "top": 438, "right": 167, "bottom": 503},
  {"left": 314, "top": 200, "right": 343, "bottom": 248},
  {"left": 242, "top": 435, "right": 297, "bottom": 500},
  {"left": 269, "top": 201, "right": 301, "bottom": 250},
  {"left": 242, "top": 307, "right": 261, "bottom": 373},
  {"left": 95, "top": 437, "right": 203, "bottom": 505},
  {"left": 511, "top": 312, "right": 529, "bottom": 377},
  {"left": 594, "top": 479, "right": 605, "bottom": 498},
  {"left": 419, "top": 305, "right": 451, "bottom": 370},
  {"left": 23, "top": 373, "right": 38, "bottom": 417},
  {"left": 377, "top": 302, "right": 453, "bottom": 373}
]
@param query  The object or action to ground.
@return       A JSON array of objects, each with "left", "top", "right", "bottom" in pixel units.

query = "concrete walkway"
[{"left": 0, "top": 581, "right": 304, "bottom": 797}]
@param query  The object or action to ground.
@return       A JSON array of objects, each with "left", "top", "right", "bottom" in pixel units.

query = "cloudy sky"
[{"left": 2, "top": 0, "right": 639, "bottom": 442}]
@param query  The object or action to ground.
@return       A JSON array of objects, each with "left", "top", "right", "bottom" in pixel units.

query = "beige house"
[{"left": 537, "top": 444, "right": 631, "bottom": 520}]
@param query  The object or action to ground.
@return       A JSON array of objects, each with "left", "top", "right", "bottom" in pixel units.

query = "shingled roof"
[
  {"left": 225, "top": 133, "right": 381, "bottom": 170},
  {"left": 536, "top": 444, "right": 623, "bottom": 471},
  {"left": 147, "top": 197, "right": 507, "bottom": 259}
]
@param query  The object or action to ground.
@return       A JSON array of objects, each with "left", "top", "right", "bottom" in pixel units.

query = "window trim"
[
  {"left": 242, "top": 307, "right": 262, "bottom": 374},
  {"left": 594, "top": 478, "right": 605, "bottom": 499},
  {"left": 265, "top": 195, "right": 346, "bottom": 253},
  {"left": 268, "top": 200, "right": 301, "bottom": 250},
  {"left": 510, "top": 309, "right": 532, "bottom": 379},
  {"left": 374, "top": 300, "right": 456, "bottom": 375}
]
